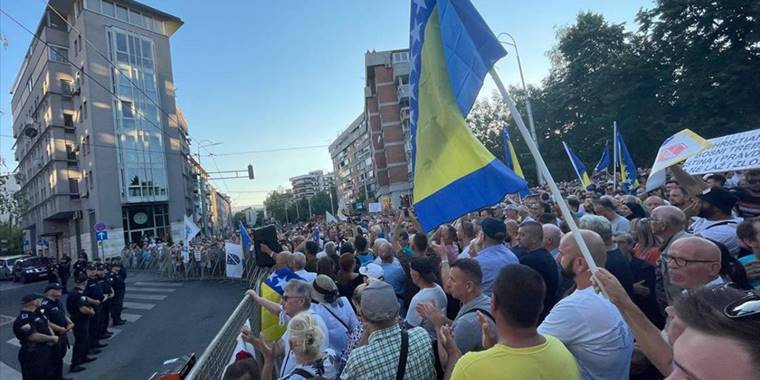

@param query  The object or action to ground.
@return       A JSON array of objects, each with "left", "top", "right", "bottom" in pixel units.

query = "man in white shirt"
[
  {"left": 542, "top": 223, "right": 563, "bottom": 260},
  {"left": 290, "top": 252, "right": 316, "bottom": 283},
  {"left": 666, "top": 236, "right": 723, "bottom": 292},
  {"left": 538, "top": 230, "right": 633, "bottom": 380},
  {"left": 689, "top": 187, "right": 742, "bottom": 256}
]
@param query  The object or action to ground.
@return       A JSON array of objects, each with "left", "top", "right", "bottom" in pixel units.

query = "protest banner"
[
  {"left": 683, "top": 129, "right": 760, "bottom": 175},
  {"left": 368, "top": 202, "right": 382, "bottom": 213},
  {"left": 225, "top": 242, "right": 244, "bottom": 278},
  {"left": 645, "top": 129, "right": 712, "bottom": 191}
]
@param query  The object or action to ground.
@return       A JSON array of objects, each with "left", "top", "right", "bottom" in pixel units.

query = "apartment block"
[
  {"left": 329, "top": 113, "right": 375, "bottom": 212},
  {"left": 11, "top": 0, "right": 186, "bottom": 258},
  {"left": 289, "top": 170, "right": 335, "bottom": 200},
  {"left": 364, "top": 49, "right": 413, "bottom": 209}
]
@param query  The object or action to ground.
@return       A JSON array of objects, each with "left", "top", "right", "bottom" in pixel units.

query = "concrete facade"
[
  {"left": 11, "top": 0, "right": 186, "bottom": 259},
  {"left": 289, "top": 170, "right": 335, "bottom": 200},
  {"left": 364, "top": 49, "right": 413, "bottom": 209},
  {"left": 329, "top": 113, "right": 375, "bottom": 213}
]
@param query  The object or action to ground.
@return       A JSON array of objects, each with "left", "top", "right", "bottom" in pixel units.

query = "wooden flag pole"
[{"left": 489, "top": 69, "right": 606, "bottom": 292}]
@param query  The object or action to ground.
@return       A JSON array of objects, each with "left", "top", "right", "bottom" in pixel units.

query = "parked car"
[
  {"left": 12, "top": 256, "right": 51, "bottom": 283},
  {"left": 0, "top": 255, "right": 29, "bottom": 280}
]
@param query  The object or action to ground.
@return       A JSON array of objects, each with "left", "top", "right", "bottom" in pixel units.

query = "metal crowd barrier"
[{"left": 185, "top": 266, "right": 271, "bottom": 380}]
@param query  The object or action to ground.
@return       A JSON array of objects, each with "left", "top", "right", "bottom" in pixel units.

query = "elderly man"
[
  {"left": 342, "top": 281, "right": 435, "bottom": 380},
  {"left": 644, "top": 196, "right": 667, "bottom": 212},
  {"left": 542, "top": 223, "right": 563, "bottom": 260},
  {"left": 647, "top": 206, "right": 693, "bottom": 304},
  {"left": 666, "top": 237, "right": 723, "bottom": 290},
  {"left": 455, "top": 221, "right": 478, "bottom": 260},
  {"left": 538, "top": 230, "right": 633, "bottom": 380},
  {"left": 247, "top": 280, "right": 329, "bottom": 377},
  {"left": 593, "top": 196, "right": 630, "bottom": 234},
  {"left": 374, "top": 239, "right": 406, "bottom": 300},
  {"left": 290, "top": 252, "right": 316, "bottom": 283},
  {"left": 579, "top": 215, "right": 634, "bottom": 297}
]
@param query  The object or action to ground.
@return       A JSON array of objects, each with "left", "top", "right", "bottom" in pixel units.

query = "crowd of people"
[
  {"left": 119, "top": 238, "right": 227, "bottom": 279},
  {"left": 223, "top": 167, "right": 760, "bottom": 380},
  {"left": 13, "top": 250, "right": 128, "bottom": 379}
]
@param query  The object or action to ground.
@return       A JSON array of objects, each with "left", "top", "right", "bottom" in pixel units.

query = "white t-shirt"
[
  {"left": 294, "top": 269, "right": 317, "bottom": 283},
  {"left": 538, "top": 287, "right": 633, "bottom": 380},
  {"left": 279, "top": 311, "right": 329, "bottom": 377},
  {"left": 310, "top": 298, "right": 360, "bottom": 355},
  {"left": 689, "top": 217, "right": 742, "bottom": 256},
  {"left": 405, "top": 284, "right": 447, "bottom": 339}
]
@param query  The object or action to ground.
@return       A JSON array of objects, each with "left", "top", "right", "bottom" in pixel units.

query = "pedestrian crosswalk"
[{"left": 0, "top": 280, "right": 184, "bottom": 379}]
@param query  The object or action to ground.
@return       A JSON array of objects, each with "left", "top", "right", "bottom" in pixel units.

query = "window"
[
  {"left": 82, "top": 100, "right": 87, "bottom": 120},
  {"left": 116, "top": 5, "right": 128, "bottom": 21},
  {"left": 26, "top": 77, "right": 33, "bottom": 93},
  {"left": 85, "top": 0, "right": 100, "bottom": 12},
  {"left": 89, "top": 170, "right": 94, "bottom": 189},
  {"left": 48, "top": 46, "right": 68, "bottom": 63},
  {"left": 63, "top": 113, "right": 74, "bottom": 127},
  {"left": 69, "top": 178, "right": 79, "bottom": 195},
  {"left": 101, "top": 1, "right": 115, "bottom": 17},
  {"left": 393, "top": 52, "right": 409, "bottom": 63},
  {"left": 129, "top": 9, "right": 143, "bottom": 27},
  {"left": 60, "top": 79, "right": 73, "bottom": 95},
  {"left": 84, "top": 135, "right": 90, "bottom": 155},
  {"left": 121, "top": 101, "right": 134, "bottom": 118},
  {"left": 78, "top": 35, "right": 82, "bottom": 52}
]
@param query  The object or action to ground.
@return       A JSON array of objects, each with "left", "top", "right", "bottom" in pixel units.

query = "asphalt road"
[{"left": 0, "top": 272, "right": 246, "bottom": 380}]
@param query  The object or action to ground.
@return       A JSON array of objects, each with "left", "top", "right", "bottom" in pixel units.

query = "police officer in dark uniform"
[
  {"left": 112, "top": 256, "right": 127, "bottom": 281},
  {"left": 96, "top": 263, "right": 114, "bottom": 338},
  {"left": 109, "top": 263, "right": 126, "bottom": 325},
  {"left": 59, "top": 255, "right": 71, "bottom": 293},
  {"left": 13, "top": 293, "right": 57, "bottom": 380},
  {"left": 84, "top": 264, "right": 107, "bottom": 352},
  {"left": 39, "top": 283, "right": 74, "bottom": 380},
  {"left": 47, "top": 260, "right": 62, "bottom": 284},
  {"left": 72, "top": 253, "right": 88, "bottom": 278},
  {"left": 67, "top": 273, "right": 96, "bottom": 373}
]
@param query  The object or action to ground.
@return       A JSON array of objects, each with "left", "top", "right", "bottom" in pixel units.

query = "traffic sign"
[
  {"left": 95, "top": 223, "right": 107, "bottom": 232},
  {"left": 96, "top": 231, "right": 108, "bottom": 241},
  {"left": 36, "top": 239, "right": 48, "bottom": 247}
]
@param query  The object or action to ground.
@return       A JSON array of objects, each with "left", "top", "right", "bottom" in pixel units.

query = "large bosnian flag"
[{"left": 409, "top": 0, "right": 528, "bottom": 232}]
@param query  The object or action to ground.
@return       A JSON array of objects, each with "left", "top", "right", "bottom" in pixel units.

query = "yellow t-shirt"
[{"left": 450, "top": 335, "right": 580, "bottom": 380}]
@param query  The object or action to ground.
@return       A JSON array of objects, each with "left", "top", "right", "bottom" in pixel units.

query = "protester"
[
  {"left": 336, "top": 253, "right": 365, "bottom": 300},
  {"left": 417, "top": 258, "right": 496, "bottom": 354},
  {"left": 512, "top": 221, "right": 559, "bottom": 317},
  {"left": 668, "top": 186, "right": 691, "bottom": 210},
  {"left": 405, "top": 257, "right": 447, "bottom": 339},
  {"left": 341, "top": 281, "right": 436, "bottom": 380},
  {"left": 579, "top": 214, "right": 635, "bottom": 297},
  {"left": 354, "top": 236, "right": 375, "bottom": 268},
  {"left": 439, "top": 264, "right": 580, "bottom": 380},
  {"left": 666, "top": 237, "right": 723, "bottom": 291},
  {"left": 223, "top": 358, "right": 261, "bottom": 380},
  {"left": 310, "top": 275, "right": 361, "bottom": 359},
  {"left": 538, "top": 230, "right": 634, "bottom": 380},
  {"left": 648, "top": 206, "right": 693, "bottom": 304},
  {"left": 455, "top": 221, "right": 477, "bottom": 259},
  {"left": 688, "top": 187, "right": 742, "bottom": 256},
  {"left": 644, "top": 196, "right": 667, "bottom": 212},
  {"left": 291, "top": 252, "right": 317, "bottom": 283},
  {"left": 246, "top": 312, "right": 339, "bottom": 380},
  {"left": 471, "top": 218, "right": 519, "bottom": 296},
  {"left": 732, "top": 169, "right": 760, "bottom": 218},
  {"left": 372, "top": 239, "right": 406, "bottom": 301},
  {"left": 736, "top": 217, "right": 760, "bottom": 288},
  {"left": 592, "top": 196, "right": 631, "bottom": 234},
  {"left": 542, "top": 223, "right": 563, "bottom": 260}
]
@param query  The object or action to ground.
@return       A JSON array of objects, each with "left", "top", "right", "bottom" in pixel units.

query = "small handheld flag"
[{"left": 562, "top": 141, "right": 592, "bottom": 189}]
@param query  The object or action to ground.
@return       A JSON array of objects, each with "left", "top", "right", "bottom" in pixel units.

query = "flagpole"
[
  {"left": 613, "top": 121, "right": 618, "bottom": 193},
  {"left": 562, "top": 141, "right": 582, "bottom": 185},
  {"left": 489, "top": 69, "right": 603, "bottom": 277}
]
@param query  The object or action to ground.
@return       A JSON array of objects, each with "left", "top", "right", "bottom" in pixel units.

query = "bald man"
[
  {"left": 538, "top": 230, "right": 633, "bottom": 380},
  {"left": 649, "top": 206, "right": 693, "bottom": 304},
  {"left": 666, "top": 237, "right": 723, "bottom": 291}
]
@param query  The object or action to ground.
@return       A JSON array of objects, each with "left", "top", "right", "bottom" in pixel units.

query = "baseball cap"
[
  {"left": 360, "top": 281, "right": 398, "bottom": 322},
  {"left": 359, "top": 263, "right": 384, "bottom": 280},
  {"left": 480, "top": 218, "right": 507, "bottom": 240},
  {"left": 697, "top": 187, "right": 737, "bottom": 215},
  {"left": 44, "top": 283, "right": 64, "bottom": 292},
  {"left": 21, "top": 293, "right": 43, "bottom": 304}
]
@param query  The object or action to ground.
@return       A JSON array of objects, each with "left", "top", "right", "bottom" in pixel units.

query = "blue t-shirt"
[
  {"left": 356, "top": 252, "right": 375, "bottom": 267},
  {"left": 739, "top": 255, "right": 760, "bottom": 289},
  {"left": 380, "top": 261, "right": 407, "bottom": 297},
  {"left": 475, "top": 244, "right": 519, "bottom": 297}
]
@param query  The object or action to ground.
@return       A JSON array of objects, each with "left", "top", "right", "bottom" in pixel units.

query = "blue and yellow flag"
[
  {"left": 501, "top": 128, "right": 524, "bottom": 179},
  {"left": 409, "top": 0, "right": 528, "bottom": 232},
  {"left": 562, "top": 141, "right": 592, "bottom": 189},
  {"left": 260, "top": 268, "right": 302, "bottom": 341},
  {"left": 239, "top": 222, "right": 251, "bottom": 261},
  {"left": 594, "top": 142, "right": 610, "bottom": 173},
  {"left": 616, "top": 131, "right": 639, "bottom": 193}
]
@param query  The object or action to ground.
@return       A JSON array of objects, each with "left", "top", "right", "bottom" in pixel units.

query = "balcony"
[
  {"left": 400, "top": 106, "right": 410, "bottom": 121},
  {"left": 397, "top": 84, "right": 410, "bottom": 99}
]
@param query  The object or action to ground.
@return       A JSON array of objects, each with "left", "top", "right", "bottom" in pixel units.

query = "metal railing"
[{"left": 185, "top": 266, "right": 271, "bottom": 380}]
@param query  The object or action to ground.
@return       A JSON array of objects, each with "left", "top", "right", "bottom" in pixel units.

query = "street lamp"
[
  {"left": 194, "top": 139, "right": 222, "bottom": 235},
  {"left": 497, "top": 32, "right": 543, "bottom": 185}
]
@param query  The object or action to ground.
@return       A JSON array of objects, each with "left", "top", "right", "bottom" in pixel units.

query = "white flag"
[
  {"left": 325, "top": 211, "right": 338, "bottom": 224},
  {"left": 225, "top": 242, "right": 244, "bottom": 278},
  {"left": 184, "top": 214, "right": 201, "bottom": 243}
]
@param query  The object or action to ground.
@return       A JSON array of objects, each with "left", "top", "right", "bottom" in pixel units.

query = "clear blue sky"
[{"left": 0, "top": 0, "right": 652, "bottom": 209}]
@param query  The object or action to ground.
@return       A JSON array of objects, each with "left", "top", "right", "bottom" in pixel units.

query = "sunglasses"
[{"left": 281, "top": 295, "right": 303, "bottom": 302}]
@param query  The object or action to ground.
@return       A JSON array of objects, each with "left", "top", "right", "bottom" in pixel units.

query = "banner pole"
[
  {"left": 613, "top": 121, "right": 618, "bottom": 193},
  {"left": 489, "top": 69, "right": 604, "bottom": 280}
]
